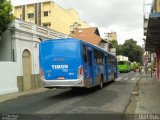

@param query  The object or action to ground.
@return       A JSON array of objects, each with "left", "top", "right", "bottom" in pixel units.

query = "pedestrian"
[
  {"left": 134, "top": 67, "right": 136, "bottom": 72},
  {"left": 138, "top": 66, "right": 141, "bottom": 73},
  {"left": 153, "top": 68, "right": 156, "bottom": 75}
]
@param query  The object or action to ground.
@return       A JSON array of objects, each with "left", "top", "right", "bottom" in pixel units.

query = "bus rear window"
[
  {"left": 41, "top": 42, "right": 78, "bottom": 58},
  {"left": 118, "top": 61, "right": 125, "bottom": 65}
]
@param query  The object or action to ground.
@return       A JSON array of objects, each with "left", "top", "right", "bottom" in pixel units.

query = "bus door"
[
  {"left": 108, "top": 55, "right": 114, "bottom": 80},
  {"left": 105, "top": 55, "right": 109, "bottom": 81},
  {"left": 87, "top": 47, "right": 95, "bottom": 85}
]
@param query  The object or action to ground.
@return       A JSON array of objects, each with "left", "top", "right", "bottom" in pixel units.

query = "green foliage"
[
  {"left": 111, "top": 40, "right": 118, "bottom": 48},
  {"left": 110, "top": 40, "right": 121, "bottom": 55},
  {"left": 117, "top": 39, "right": 144, "bottom": 64},
  {"left": 0, "top": 0, "right": 14, "bottom": 35}
]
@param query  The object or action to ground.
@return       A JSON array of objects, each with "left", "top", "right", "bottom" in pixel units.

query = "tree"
[
  {"left": 110, "top": 40, "right": 118, "bottom": 48},
  {"left": 110, "top": 40, "right": 124, "bottom": 55},
  {"left": 116, "top": 44, "right": 122, "bottom": 55},
  {"left": 117, "top": 39, "right": 144, "bottom": 64},
  {"left": 0, "top": 0, "right": 14, "bottom": 35}
]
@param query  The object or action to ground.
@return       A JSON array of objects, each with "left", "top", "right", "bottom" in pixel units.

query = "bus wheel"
[
  {"left": 113, "top": 72, "right": 116, "bottom": 81},
  {"left": 100, "top": 77, "right": 103, "bottom": 89}
]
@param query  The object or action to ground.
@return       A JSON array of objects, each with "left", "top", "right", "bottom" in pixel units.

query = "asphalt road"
[{"left": 0, "top": 71, "right": 141, "bottom": 120}]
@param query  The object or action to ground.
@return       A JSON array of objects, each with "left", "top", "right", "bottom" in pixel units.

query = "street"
[
  {"left": 0, "top": 72, "right": 141, "bottom": 120},
  {"left": 1, "top": 0, "right": 160, "bottom": 120}
]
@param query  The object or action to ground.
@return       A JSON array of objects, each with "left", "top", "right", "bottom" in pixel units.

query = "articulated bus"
[
  {"left": 118, "top": 61, "right": 131, "bottom": 73},
  {"left": 39, "top": 38, "right": 118, "bottom": 89}
]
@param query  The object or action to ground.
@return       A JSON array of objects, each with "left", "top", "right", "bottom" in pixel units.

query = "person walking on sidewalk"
[
  {"left": 134, "top": 67, "right": 136, "bottom": 72},
  {"left": 138, "top": 66, "right": 141, "bottom": 73}
]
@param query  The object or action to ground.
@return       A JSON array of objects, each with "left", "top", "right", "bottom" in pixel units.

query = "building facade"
[
  {"left": 106, "top": 32, "right": 117, "bottom": 41},
  {"left": 145, "top": 0, "right": 160, "bottom": 80},
  {"left": 13, "top": 0, "right": 89, "bottom": 35},
  {"left": 70, "top": 27, "right": 114, "bottom": 52},
  {"left": 0, "top": 19, "right": 67, "bottom": 95},
  {"left": 70, "top": 27, "right": 102, "bottom": 45}
]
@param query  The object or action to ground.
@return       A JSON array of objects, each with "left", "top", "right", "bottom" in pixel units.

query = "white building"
[
  {"left": 99, "top": 39, "right": 116, "bottom": 53},
  {"left": 0, "top": 19, "right": 67, "bottom": 95},
  {"left": 117, "top": 55, "right": 128, "bottom": 61}
]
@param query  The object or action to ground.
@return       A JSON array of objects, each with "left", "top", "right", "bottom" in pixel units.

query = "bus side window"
[
  {"left": 93, "top": 49, "right": 104, "bottom": 65},
  {"left": 108, "top": 55, "right": 111, "bottom": 64},
  {"left": 94, "top": 49, "right": 98, "bottom": 64},
  {"left": 87, "top": 50, "right": 92, "bottom": 66},
  {"left": 82, "top": 44, "right": 87, "bottom": 63}
]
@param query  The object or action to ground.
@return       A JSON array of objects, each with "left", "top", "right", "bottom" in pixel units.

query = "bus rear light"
[{"left": 78, "top": 66, "right": 83, "bottom": 78}]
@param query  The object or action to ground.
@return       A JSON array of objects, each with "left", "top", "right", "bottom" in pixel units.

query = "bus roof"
[
  {"left": 80, "top": 39, "right": 116, "bottom": 57},
  {"left": 40, "top": 38, "right": 116, "bottom": 57}
]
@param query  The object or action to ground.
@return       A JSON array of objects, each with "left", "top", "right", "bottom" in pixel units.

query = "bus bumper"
[{"left": 41, "top": 76, "right": 84, "bottom": 88}]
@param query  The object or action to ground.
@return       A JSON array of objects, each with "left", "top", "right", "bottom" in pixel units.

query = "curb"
[
  {"left": 0, "top": 88, "right": 49, "bottom": 103},
  {"left": 122, "top": 76, "right": 141, "bottom": 119}
]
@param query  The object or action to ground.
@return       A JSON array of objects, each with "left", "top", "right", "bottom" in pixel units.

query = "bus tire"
[
  {"left": 113, "top": 72, "right": 116, "bottom": 81},
  {"left": 99, "top": 76, "right": 103, "bottom": 89}
]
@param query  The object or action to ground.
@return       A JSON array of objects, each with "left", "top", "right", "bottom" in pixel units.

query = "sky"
[{"left": 11, "top": 0, "right": 151, "bottom": 46}]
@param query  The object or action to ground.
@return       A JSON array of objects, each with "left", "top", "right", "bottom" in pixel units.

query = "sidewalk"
[
  {"left": 0, "top": 88, "right": 49, "bottom": 103},
  {"left": 135, "top": 73, "right": 160, "bottom": 114}
]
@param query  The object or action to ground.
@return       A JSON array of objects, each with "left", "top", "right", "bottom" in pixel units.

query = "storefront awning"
[{"left": 145, "top": 12, "right": 160, "bottom": 52}]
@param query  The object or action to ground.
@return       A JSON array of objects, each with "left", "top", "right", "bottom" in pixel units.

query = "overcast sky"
[{"left": 12, "top": 0, "right": 150, "bottom": 46}]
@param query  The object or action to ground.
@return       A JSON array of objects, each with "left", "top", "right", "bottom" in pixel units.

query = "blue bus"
[{"left": 39, "top": 38, "right": 118, "bottom": 89}]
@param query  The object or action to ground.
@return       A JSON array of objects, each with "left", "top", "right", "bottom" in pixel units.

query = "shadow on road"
[
  {"left": 48, "top": 81, "right": 115, "bottom": 100},
  {"left": 0, "top": 81, "right": 117, "bottom": 114}
]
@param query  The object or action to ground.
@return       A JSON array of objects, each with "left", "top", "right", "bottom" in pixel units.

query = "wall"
[
  {"left": 12, "top": 19, "right": 67, "bottom": 76},
  {"left": 0, "top": 19, "right": 68, "bottom": 94},
  {"left": 156, "top": 0, "right": 160, "bottom": 12},
  {"left": 14, "top": 6, "right": 22, "bottom": 19},
  {"left": 14, "top": 1, "right": 89, "bottom": 35},
  {"left": 0, "top": 30, "right": 12, "bottom": 61},
  {"left": 108, "top": 32, "right": 117, "bottom": 41},
  {"left": 25, "top": 4, "right": 35, "bottom": 23},
  {"left": 41, "top": 1, "right": 52, "bottom": 27},
  {"left": 110, "top": 48, "right": 116, "bottom": 55},
  {"left": 15, "top": 34, "right": 39, "bottom": 76},
  {"left": 0, "top": 62, "right": 18, "bottom": 95},
  {"left": 99, "top": 42, "right": 109, "bottom": 51}
]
